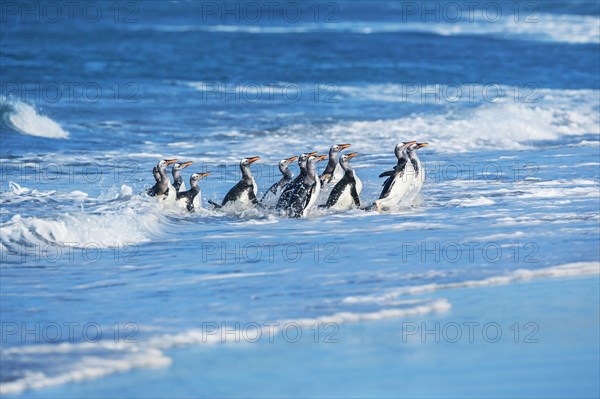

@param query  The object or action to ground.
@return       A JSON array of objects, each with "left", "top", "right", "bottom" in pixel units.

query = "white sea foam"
[
  {"left": 1, "top": 98, "right": 69, "bottom": 139},
  {"left": 450, "top": 196, "right": 495, "bottom": 207},
  {"left": 516, "top": 186, "right": 599, "bottom": 199},
  {"left": 0, "top": 182, "right": 89, "bottom": 205},
  {"left": 220, "top": 88, "right": 599, "bottom": 154},
  {"left": 0, "top": 297, "right": 448, "bottom": 395},
  {"left": 0, "top": 185, "right": 164, "bottom": 249},
  {"left": 0, "top": 347, "right": 171, "bottom": 395},
  {"left": 131, "top": 13, "right": 600, "bottom": 44},
  {"left": 342, "top": 262, "right": 600, "bottom": 304},
  {"left": 289, "top": 298, "right": 451, "bottom": 326},
  {"left": 326, "top": 97, "right": 599, "bottom": 153}
]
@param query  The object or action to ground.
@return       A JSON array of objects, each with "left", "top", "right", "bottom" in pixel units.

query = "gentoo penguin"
[
  {"left": 379, "top": 142, "right": 428, "bottom": 182},
  {"left": 318, "top": 143, "right": 351, "bottom": 205},
  {"left": 148, "top": 159, "right": 177, "bottom": 201},
  {"left": 260, "top": 156, "right": 298, "bottom": 206},
  {"left": 374, "top": 142, "right": 416, "bottom": 212},
  {"left": 172, "top": 161, "right": 193, "bottom": 192},
  {"left": 209, "top": 157, "right": 260, "bottom": 210},
  {"left": 319, "top": 143, "right": 351, "bottom": 185},
  {"left": 176, "top": 172, "right": 210, "bottom": 212},
  {"left": 405, "top": 142, "right": 428, "bottom": 202},
  {"left": 275, "top": 151, "right": 318, "bottom": 210},
  {"left": 324, "top": 152, "right": 362, "bottom": 210},
  {"left": 287, "top": 154, "right": 328, "bottom": 218},
  {"left": 378, "top": 142, "right": 429, "bottom": 203}
]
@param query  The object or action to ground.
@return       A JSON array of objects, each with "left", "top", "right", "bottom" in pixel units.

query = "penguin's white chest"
[
  {"left": 389, "top": 163, "right": 415, "bottom": 199},
  {"left": 355, "top": 175, "right": 362, "bottom": 195},
  {"left": 330, "top": 185, "right": 353, "bottom": 210},
  {"left": 239, "top": 190, "right": 254, "bottom": 205},
  {"left": 331, "top": 163, "right": 344, "bottom": 184},
  {"left": 303, "top": 181, "right": 321, "bottom": 216},
  {"left": 160, "top": 182, "right": 177, "bottom": 204},
  {"left": 330, "top": 176, "right": 361, "bottom": 211}
]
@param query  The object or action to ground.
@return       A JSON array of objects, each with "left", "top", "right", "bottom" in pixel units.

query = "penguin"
[
  {"left": 147, "top": 159, "right": 177, "bottom": 201},
  {"left": 319, "top": 143, "right": 351, "bottom": 185},
  {"left": 176, "top": 172, "right": 210, "bottom": 212},
  {"left": 405, "top": 142, "right": 428, "bottom": 203},
  {"left": 260, "top": 156, "right": 298, "bottom": 207},
  {"left": 324, "top": 152, "right": 362, "bottom": 210},
  {"left": 379, "top": 142, "right": 428, "bottom": 183},
  {"left": 275, "top": 151, "right": 318, "bottom": 210},
  {"left": 286, "top": 154, "right": 328, "bottom": 218},
  {"left": 378, "top": 142, "right": 429, "bottom": 204},
  {"left": 172, "top": 161, "right": 194, "bottom": 192},
  {"left": 318, "top": 143, "right": 351, "bottom": 205},
  {"left": 374, "top": 142, "right": 416, "bottom": 212},
  {"left": 209, "top": 157, "right": 260, "bottom": 210}
]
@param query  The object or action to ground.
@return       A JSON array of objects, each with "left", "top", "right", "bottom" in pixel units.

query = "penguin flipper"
[
  {"left": 249, "top": 189, "right": 259, "bottom": 205},
  {"left": 287, "top": 184, "right": 310, "bottom": 218},
  {"left": 152, "top": 166, "right": 160, "bottom": 183},
  {"left": 379, "top": 159, "right": 407, "bottom": 198},
  {"left": 186, "top": 201, "right": 195, "bottom": 212},
  {"left": 260, "top": 182, "right": 278, "bottom": 202},
  {"left": 319, "top": 173, "right": 332, "bottom": 185},
  {"left": 208, "top": 199, "right": 222, "bottom": 209},
  {"left": 378, "top": 170, "right": 394, "bottom": 178},
  {"left": 147, "top": 185, "right": 157, "bottom": 196},
  {"left": 350, "top": 185, "right": 361, "bottom": 207}
]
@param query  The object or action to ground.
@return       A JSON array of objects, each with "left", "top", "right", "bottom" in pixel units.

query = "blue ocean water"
[{"left": 1, "top": 1, "right": 599, "bottom": 397}]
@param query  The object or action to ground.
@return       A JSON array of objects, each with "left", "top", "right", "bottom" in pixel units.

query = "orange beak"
[
  {"left": 317, "top": 155, "right": 328, "bottom": 161},
  {"left": 286, "top": 156, "right": 298, "bottom": 163},
  {"left": 346, "top": 152, "right": 358, "bottom": 159},
  {"left": 338, "top": 143, "right": 351, "bottom": 150},
  {"left": 180, "top": 161, "right": 193, "bottom": 168},
  {"left": 308, "top": 151, "right": 318, "bottom": 156},
  {"left": 165, "top": 159, "right": 177, "bottom": 165},
  {"left": 417, "top": 142, "right": 429, "bottom": 148},
  {"left": 198, "top": 172, "right": 211, "bottom": 178},
  {"left": 247, "top": 156, "right": 261, "bottom": 164}
]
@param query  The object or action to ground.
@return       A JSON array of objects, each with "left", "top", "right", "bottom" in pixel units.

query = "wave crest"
[{"left": 1, "top": 98, "right": 69, "bottom": 139}]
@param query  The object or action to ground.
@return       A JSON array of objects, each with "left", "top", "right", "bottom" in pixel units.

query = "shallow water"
[{"left": 1, "top": 1, "right": 599, "bottom": 397}]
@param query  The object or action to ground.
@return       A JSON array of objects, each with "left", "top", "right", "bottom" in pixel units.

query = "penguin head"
[
  {"left": 340, "top": 152, "right": 358, "bottom": 163},
  {"left": 298, "top": 151, "right": 318, "bottom": 167},
  {"left": 394, "top": 142, "right": 416, "bottom": 159},
  {"left": 172, "top": 161, "right": 193, "bottom": 172},
  {"left": 308, "top": 154, "right": 328, "bottom": 166},
  {"left": 329, "top": 143, "right": 351, "bottom": 156},
  {"left": 406, "top": 142, "right": 420, "bottom": 155},
  {"left": 190, "top": 172, "right": 210, "bottom": 183},
  {"left": 280, "top": 156, "right": 298, "bottom": 168},
  {"left": 158, "top": 159, "right": 177, "bottom": 169},
  {"left": 406, "top": 142, "right": 428, "bottom": 156},
  {"left": 240, "top": 156, "right": 261, "bottom": 167}
]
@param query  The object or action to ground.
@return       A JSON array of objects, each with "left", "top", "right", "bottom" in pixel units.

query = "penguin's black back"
[
  {"left": 222, "top": 180, "right": 257, "bottom": 206},
  {"left": 326, "top": 173, "right": 359, "bottom": 208},
  {"left": 379, "top": 157, "right": 407, "bottom": 199}
]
